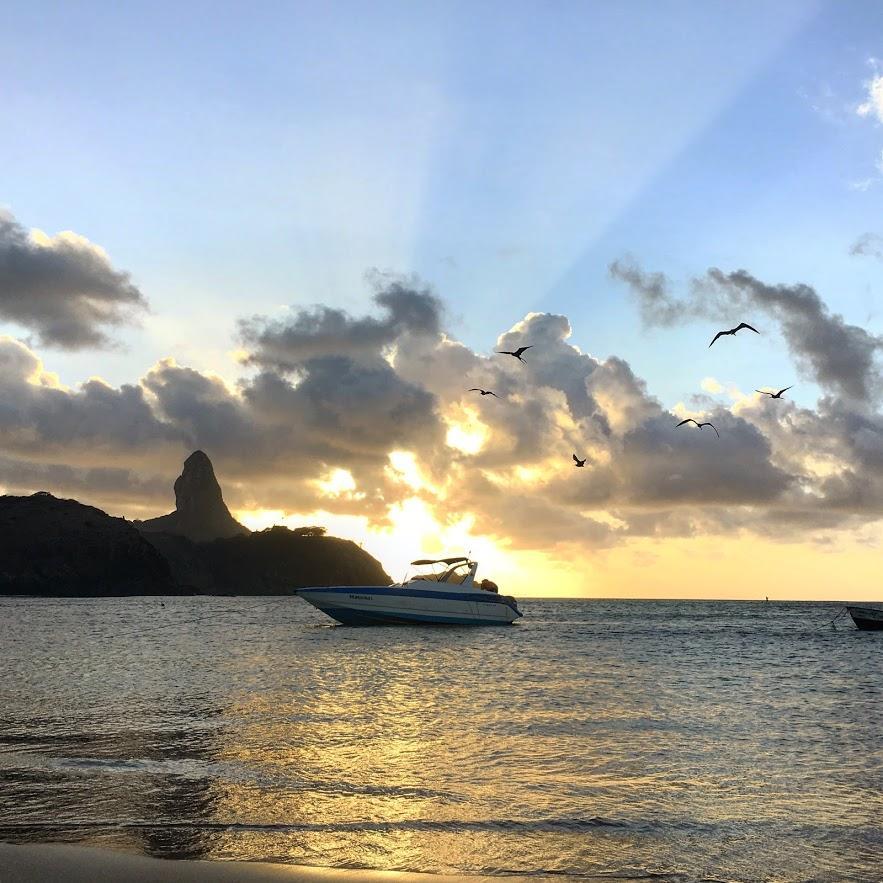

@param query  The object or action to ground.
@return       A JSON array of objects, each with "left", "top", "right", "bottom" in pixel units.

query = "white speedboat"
[{"left": 296, "top": 557, "right": 522, "bottom": 626}]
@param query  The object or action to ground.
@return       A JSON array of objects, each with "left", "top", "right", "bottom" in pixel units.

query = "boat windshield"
[
  {"left": 438, "top": 562, "right": 471, "bottom": 584},
  {"left": 407, "top": 559, "right": 473, "bottom": 584}
]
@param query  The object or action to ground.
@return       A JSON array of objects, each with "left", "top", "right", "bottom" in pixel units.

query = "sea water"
[{"left": 0, "top": 597, "right": 880, "bottom": 882}]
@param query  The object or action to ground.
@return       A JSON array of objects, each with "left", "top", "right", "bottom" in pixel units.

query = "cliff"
[
  {"left": 0, "top": 493, "right": 177, "bottom": 596},
  {"left": 137, "top": 450, "right": 249, "bottom": 542}
]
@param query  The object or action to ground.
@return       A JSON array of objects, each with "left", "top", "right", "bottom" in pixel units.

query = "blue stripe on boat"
[
  {"left": 300, "top": 585, "right": 520, "bottom": 612},
  {"left": 314, "top": 605, "right": 514, "bottom": 627}
]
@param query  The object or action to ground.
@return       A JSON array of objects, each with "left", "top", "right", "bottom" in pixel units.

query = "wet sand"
[{"left": 0, "top": 843, "right": 538, "bottom": 883}]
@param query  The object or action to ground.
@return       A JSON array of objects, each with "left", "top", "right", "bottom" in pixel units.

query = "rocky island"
[
  {"left": 0, "top": 452, "right": 390, "bottom": 596},
  {"left": 137, "top": 450, "right": 249, "bottom": 543}
]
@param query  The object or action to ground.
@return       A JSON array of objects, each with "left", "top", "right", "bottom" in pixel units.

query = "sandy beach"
[{"left": 0, "top": 843, "right": 539, "bottom": 883}]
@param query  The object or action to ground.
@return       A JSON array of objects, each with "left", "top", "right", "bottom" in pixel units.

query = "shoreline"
[{"left": 0, "top": 842, "right": 541, "bottom": 883}]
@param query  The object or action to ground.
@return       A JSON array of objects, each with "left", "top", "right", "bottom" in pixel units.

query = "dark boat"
[{"left": 846, "top": 606, "right": 883, "bottom": 631}]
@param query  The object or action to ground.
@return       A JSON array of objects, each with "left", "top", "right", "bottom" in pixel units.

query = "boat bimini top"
[
  {"left": 405, "top": 557, "right": 477, "bottom": 586},
  {"left": 410, "top": 557, "right": 469, "bottom": 565}
]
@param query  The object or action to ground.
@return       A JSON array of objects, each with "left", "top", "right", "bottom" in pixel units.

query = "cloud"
[
  {"left": 243, "top": 357, "right": 441, "bottom": 460},
  {"left": 852, "top": 64, "right": 883, "bottom": 189},
  {"left": 0, "top": 336, "right": 180, "bottom": 455},
  {"left": 0, "top": 454, "right": 170, "bottom": 511},
  {"left": 611, "top": 258, "right": 883, "bottom": 404},
  {"left": 699, "top": 269, "right": 882, "bottom": 404},
  {"left": 857, "top": 71, "right": 883, "bottom": 123},
  {"left": 138, "top": 355, "right": 442, "bottom": 485},
  {"left": 238, "top": 271, "right": 442, "bottom": 371},
  {"left": 608, "top": 258, "right": 683, "bottom": 327},
  {"left": 0, "top": 210, "right": 148, "bottom": 349},
  {"left": 850, "top": 232, "right": 883, "bottom": 260},
  {"left": 388, "top": 308, "right": 817, "bottom": 545}
]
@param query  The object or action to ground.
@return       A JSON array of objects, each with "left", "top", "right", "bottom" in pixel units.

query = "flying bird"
[
  {"left": 468, "top": 388, "right": 498, "bottom": 397},
  {"left": 496, "top": 345, "right": 533, "bottom": 362},
  {"left": 756, "top": 385, "right": 793, "bottom": 399},
  {"left": 708, "top": 322, "right": 759, "bottom": 347},
  {"left": 677, "top": 418, "right": 720, "bottom": 437},
  {"left": 573, "top": 453, "right": 586, "bottom": 467}
]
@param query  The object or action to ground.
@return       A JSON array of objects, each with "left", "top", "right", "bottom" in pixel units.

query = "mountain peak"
[
  {"left": 139, "top": 451, "right": 249, "bottom": 542},
  {"left": 174, "top": 450, "right": 224, "bottom": 516}
]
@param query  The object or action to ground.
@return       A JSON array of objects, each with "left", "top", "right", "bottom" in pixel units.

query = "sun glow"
[
  {"left": 386, "top": 450, "right": 433, "bottom": 492},
  {"left": 442, "top": 403, "right": 489, "bottom": 455},
  {"left": 208, "top": 495, "right": 883, "bottom": 601},
  {"left": 234, "top": 493, "right": 528, "bottom": 594},
  {"left": 29, "top": 227, "right": 110, "bottom": 259},
  {"left": 800, "top": 454, "right": 847, "bottom": 480},
  {"left": 315, "top": 467, "right": 361, "bottom": 498},
  {"left": 0, "top": 335, "right": 68, "bottom": 390}
]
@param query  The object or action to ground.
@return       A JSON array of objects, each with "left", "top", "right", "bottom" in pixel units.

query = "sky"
[{"left": 1, "top": 1, "right": 883, "bottom": 599}]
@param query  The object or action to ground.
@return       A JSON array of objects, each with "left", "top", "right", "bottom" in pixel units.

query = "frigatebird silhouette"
[
  {"left": 496, "top": 345, "right": 533, "bottom": 362},
  {"left": 677, "top": 418, "right": 720, "bottom": 437},
  {"left": 468, "top": 388, "right": 498, "bottom": 397},
  {"left": 573, "top": 453, "right": 586, "bottom": 467},
  {"left": 756, "top": 385, "right": 793, "bottom": 399},
  {"left": 708, "top": 322, "right": 759, "bottom": 347}
]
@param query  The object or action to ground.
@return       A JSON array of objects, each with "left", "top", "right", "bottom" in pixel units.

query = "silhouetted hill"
[
  {"left": 143, "top": 525, "right": 391, "bottom": 594},
  {"left": 0, "top": 493, "right": 177, "bottom": 596},
  {"left": 137, "top": 450, "right": 248, "bottom": 542}
]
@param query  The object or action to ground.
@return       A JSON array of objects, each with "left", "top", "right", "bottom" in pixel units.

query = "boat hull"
[
  {"left": 847, "top": 606, "right": 883, "bottom": 631},
  {"left": 297, "top": 586, "right": 522, "bottom": 626}
]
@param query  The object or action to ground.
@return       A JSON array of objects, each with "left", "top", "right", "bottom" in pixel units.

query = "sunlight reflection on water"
[{"left": 0, "top": 597, "right": 881, "bottom": 881}]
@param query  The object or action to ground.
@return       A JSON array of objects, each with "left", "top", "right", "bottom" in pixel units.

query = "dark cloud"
[
  {"left": 0, "top": 337, "right": 180, "bottom": 454},
  {"left": 728, "top": 395, "right": 883, "bottom": 522},
  {"left": 0, "top": 454, "right": 170, "bottom": 512},
  {"left": 618, "top": 411, "right": 792, "bottom": 506},
  {"left": 243, "top": 356, "right": 441, "bottom": 459},
  {"left": 0, "top": 210, "right": 147, "bottom": 349},
  {"left": 239, "top": 273, "right": 442, "bottom": 372},
  {"left": 611, "top": 258, "right": 883, "bottom": 403},
  {"left": 802, "top": 398, "right": 883, "bottom": 515},
  {"left": 496, "top": 312, "right": 602, "bottom": 419},
  {"left": 141, "top": 354, "right": 442, "bottom": 479},
  {"left": 143, "top": 359, "right": 258, "bottom": 457},
  {"left": 850, "top": 232, "right": 883, "bottom": 260},
  {"left": 700, "top": 269, "right": 882, "bottom": 404},
  {"left": 545, "top": 409, "right": 792, "bottom": 516},
  {"left": 609, "top": 258, "right": 684, "bottom": 327}
]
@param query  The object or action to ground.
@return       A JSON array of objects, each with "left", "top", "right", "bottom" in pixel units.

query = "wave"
[{"left": 0, "top": 815, "right": 629, "bottom": 834}]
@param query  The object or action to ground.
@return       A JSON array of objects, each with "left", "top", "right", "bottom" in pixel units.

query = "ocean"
[{"left": 0, "top": 597, "right": 880, "bottom": 882}]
